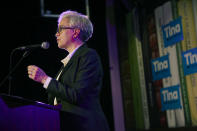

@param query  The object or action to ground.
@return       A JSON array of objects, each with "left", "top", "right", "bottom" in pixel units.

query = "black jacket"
[{"left": 47, "top": 44, "right": 110, "bottom": 131}]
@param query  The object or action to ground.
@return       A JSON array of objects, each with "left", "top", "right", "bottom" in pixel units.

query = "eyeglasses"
[{"left": 56, "top": 26, "right": 75, "bottom": 34}]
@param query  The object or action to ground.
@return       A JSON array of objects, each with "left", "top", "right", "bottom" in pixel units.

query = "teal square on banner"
[
  {"left": 151, "top": 55, "right": 171, "bottom": 81},
  {"left": 160, "top": 85, "right": 182, "bottom": 111},
  {"left": 162, "top": 16, "right": 183, "bottom": 47},
  {"left": 182, "top": 47, "right": 197, "bottom": 75}
]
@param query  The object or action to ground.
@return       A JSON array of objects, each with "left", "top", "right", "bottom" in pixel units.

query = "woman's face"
[{"left": 55, "top": 18, "right": 74, "bottom": 50}]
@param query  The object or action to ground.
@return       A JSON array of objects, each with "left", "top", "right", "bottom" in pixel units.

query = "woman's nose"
[{"left": 55, "top": 32, "right": 59, "bottom": 37}]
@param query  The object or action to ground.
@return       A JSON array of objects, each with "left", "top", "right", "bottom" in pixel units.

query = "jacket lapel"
[
  {"left": 54, "top": 65, "right": 64, "bottom": 79},
  {"left": 58, "top": 44, "right": 88, "bottom": 80}
]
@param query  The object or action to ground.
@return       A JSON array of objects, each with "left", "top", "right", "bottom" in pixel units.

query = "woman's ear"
[{"left": 73, "top": 28, "right": 80, "bottom": 39}]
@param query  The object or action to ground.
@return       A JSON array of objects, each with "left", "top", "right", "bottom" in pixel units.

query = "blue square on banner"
[
  {"left": 160, "top": 85, "right": 182, "bottom": 111},
  {"left": 151, "top": 55, "right": 171, "bottom": 81},
  {"left": 182, "top": 47, "right": 197, "bottom": 75},
  {"left": 162, "top": 16, "right": 183, "bottom": 47}
]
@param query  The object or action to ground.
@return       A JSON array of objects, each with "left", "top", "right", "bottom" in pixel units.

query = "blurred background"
[{"left": 2, "top": 0, "right": 196, "bottom": 131}]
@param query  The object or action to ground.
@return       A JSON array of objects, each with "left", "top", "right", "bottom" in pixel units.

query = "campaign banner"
[
  {"left": 162, "top": 16, "right": 183, "bottom": 47},
  {"left": 160, "top": 85, "right": 182, "bottom": 111},
  {"left": 151, "top": 55, "right": 171, "bottom": 81},
  {"left": 182, "top": 47, "right": 197, "bottom": 75}
]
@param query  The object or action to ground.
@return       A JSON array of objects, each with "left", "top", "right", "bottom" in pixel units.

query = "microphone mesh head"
[{"left": 41, "top": 42, "right": 50, "bottom": 49}]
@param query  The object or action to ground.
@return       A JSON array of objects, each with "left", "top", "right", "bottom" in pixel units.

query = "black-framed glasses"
[{"left": 56, "top": 26, "right": 75, "bottom": 34}]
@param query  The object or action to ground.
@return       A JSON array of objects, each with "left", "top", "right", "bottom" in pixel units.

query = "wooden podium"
[{"left": 0, "top": 94, "right": 61, "bottom": 131}]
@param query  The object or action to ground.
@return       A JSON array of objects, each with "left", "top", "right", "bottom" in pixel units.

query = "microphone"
[{"left": 16, "top": 41, "right": 50, "bottom": 50}]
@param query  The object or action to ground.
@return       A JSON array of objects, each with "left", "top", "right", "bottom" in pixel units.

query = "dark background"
[{"left": 0, "top": 0, "right": 114, "bottom": 130}]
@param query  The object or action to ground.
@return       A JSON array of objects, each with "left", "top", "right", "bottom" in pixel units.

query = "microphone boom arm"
[{"left": 0, "top": 49, "right": 31, "bottom": 94}]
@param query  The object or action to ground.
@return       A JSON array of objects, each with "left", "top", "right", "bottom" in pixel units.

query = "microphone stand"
[{"left": 0, "top": 49, "right": 32, "bottom": 95}]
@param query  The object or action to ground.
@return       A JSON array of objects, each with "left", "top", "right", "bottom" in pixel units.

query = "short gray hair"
[{"left": 58, "top": 10, "right": 93, "bottom": 42}]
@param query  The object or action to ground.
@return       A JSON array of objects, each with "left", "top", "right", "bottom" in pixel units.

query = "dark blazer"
[{"left": 46, "top": 44, "right": 110, "bottom": 131}]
